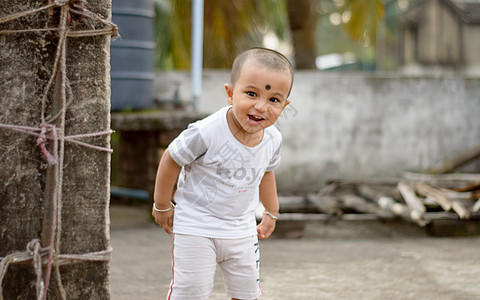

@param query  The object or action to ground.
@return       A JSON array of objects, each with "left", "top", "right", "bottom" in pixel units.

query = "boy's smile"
[{"left": 225, "top": 62, "right": 291, "bottom": 147}]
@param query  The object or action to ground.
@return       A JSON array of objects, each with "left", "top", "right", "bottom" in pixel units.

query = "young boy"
[{"left": 152, "top": 47, "right": 294, "bottom": 300}]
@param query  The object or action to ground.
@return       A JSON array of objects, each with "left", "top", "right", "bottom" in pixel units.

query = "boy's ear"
[
  {"left": 283, "top": 99, "right": 291, "bottom": 109},
  {"left": 225, "top": 83, "right": 233, "bottom": 105}
]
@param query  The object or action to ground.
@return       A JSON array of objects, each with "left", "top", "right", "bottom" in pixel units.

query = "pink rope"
[
  {"left": 36, "top": 123, "right": 58, "bottom": 166},
  {"left": 0, "top": 123, "right": 113, "bottom": 166}
]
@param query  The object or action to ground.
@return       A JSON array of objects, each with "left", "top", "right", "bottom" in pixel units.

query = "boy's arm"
[
  {"left": 152, "top": 149, "right": 181, "bottom": 234},
  {"left": 257, "top": 171, "right": 279, "bottom": 239}
]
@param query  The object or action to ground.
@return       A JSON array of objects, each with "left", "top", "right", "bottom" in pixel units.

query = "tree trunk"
[
  {"left": 287, "top": 0, "right": 318, "bottom": 69},
  {"left": 0, "top": 0, "right": 113, "bottom": 298}
]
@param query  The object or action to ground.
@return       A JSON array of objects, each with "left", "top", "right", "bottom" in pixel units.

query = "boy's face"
[{"left": 225, "top": 62, "right": 291, "bottom": 138}]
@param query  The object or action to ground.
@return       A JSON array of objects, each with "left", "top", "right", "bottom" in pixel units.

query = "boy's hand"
[
  {"left": 256, "top": 213, "right": 277, "bottom": 239},
  {"left": 152, "top": 206, "right": 174, "bottom": 234}
]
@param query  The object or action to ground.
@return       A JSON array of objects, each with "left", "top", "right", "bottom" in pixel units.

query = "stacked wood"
[{"left": 310, "top": 173, "right": 480, "bottom": 227}]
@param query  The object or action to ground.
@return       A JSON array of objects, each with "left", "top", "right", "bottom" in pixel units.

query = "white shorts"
[{"left": 167, "top": 233, "right": 262, "bottom": 300}]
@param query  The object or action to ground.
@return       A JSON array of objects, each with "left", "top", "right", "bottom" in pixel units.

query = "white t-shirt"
[{"left": 168, "top": 106, "right": 282, "bottom": 239}]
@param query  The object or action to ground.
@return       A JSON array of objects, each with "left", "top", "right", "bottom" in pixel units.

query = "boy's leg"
[
  {"left": 216, "top": 235, "right": 262, "bottom": 300},
  {"left": 167, "top": 234, "right": 217, "bottom": 300}
]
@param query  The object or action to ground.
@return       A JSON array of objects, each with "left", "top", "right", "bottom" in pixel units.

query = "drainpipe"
[{"left": 191, "top": 0, "right": 204, "bottom": 111}]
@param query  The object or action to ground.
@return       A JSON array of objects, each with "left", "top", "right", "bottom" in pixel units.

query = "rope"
[
  {"left": 0, "top": 1, "right": 118, "bottom": 38},
  {"left": 0, "top": 240, "right": 112, "bottom": 300},
  {"left": 0, "top": 123, "right": 113, "bottom": 166},
  {"left": 47, "top": 6, "right": 67, "bottom": 298},
  {"left": 0, "top": 1, "right": 63, "bottom": 25},
  {"left": 0, "top": 246, "right": 113, "bottom": 266},
  {"left": 0, "top": 1, "right": 118, "bottom": 299}
]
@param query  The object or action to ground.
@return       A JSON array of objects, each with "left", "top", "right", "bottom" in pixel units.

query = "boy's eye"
[
  {"left": 269, "top": 97, "right": 280, "bottom": 103},
  {"left": 246, "top": 91, "right": 256, "bottom": 97}
]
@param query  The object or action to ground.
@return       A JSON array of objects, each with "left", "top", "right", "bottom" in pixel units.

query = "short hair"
[{"left": 230, "top": 47, "right": 294, "bottom": 97}]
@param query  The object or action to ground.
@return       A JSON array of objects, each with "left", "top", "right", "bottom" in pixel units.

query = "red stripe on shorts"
[{"left": 167, "top": 234, "right": 175, "bottom": 300}]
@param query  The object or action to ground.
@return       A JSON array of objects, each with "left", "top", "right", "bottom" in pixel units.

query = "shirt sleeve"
[
  {"left": 266, "top": 143, "right": 281, "bottom": 172},
  {"left": 168, "top": 123, "right": 207, "bottom": 166}
]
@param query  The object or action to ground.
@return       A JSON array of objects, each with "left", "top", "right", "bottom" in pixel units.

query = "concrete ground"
[{"left": 109, "top": 204, "right": 480, "bottom": 300}]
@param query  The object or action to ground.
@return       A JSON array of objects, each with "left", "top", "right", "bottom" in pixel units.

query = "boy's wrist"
[
  {"left": 153, "top": 201, "right": 175, "bottom": 212},
  {"left": 263, "top": 211, "right": 278, "bottom": 220}
]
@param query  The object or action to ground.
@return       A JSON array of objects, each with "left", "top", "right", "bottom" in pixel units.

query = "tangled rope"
[{"left": 0, "top": 1, "right": 118, "bottom": 299}]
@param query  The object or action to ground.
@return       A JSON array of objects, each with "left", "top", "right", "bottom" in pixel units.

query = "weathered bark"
[
  {"left": 287, "top": 0, "right": 318, "bottom": 69},
  {"left": 0, "top": 1, "right": 112, "bottom": 298}
]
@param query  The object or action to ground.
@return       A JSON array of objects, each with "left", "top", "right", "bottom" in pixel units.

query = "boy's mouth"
[{"left": 248, "top": 114, "right": 265, "bottom": 122}]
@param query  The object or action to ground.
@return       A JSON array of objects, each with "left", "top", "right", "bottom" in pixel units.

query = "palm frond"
[
  {"left": 154, "top": 0, "right": 289, "bottom": 69},
  {"left": 341, "top": 0, "right": 385, "bottom": 45}
]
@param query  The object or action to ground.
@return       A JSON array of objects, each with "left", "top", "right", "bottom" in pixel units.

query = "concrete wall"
[{"left": 156, "top": 71, "right": 480, "bottom": 193}]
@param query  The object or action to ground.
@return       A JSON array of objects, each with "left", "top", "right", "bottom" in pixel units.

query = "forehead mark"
[{"left": 265, "top": 84, "right": 271, "bottom": 90}]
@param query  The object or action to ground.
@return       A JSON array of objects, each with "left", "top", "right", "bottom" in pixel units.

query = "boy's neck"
[{"left": 231, "top": 129, "right": 264, "bottom": 148}]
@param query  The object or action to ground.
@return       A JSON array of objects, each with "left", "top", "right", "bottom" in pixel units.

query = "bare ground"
[{"left": 109, "top": 205, "right": 480, "bottom": 300}]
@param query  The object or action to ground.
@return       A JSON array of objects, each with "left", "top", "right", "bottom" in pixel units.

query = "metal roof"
[{"left": 448, "top": 0, "right": 480, "bottom": 23}]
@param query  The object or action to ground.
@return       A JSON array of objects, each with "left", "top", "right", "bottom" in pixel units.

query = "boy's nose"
[{"left": 254, "top": 100, "right": 268, "bottom": 113}]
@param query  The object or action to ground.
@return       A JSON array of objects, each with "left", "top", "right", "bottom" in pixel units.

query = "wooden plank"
[
  {"left": 274, "top": 213, "right": 331, "bottom": 222},
  {"left": 356, "top": 184, "right": 391, "bottom": 204},
  {"left": 273, "top": 213, "right": 380, "bottom": 222},
  {"left": 423, "top": 196, "right": 441, "bottom": 208},
  {"left": 434, "top": 143, "right": 480, "bottom": 174},
  {"left": 416, "top": 183, "right": 473, "bottom": 219},
  {"left": 310, "top": 194, "right": 343, "bottom": 215},
  {"left": 278, "top": 195, "right": 318, "bottom": 213},
  {"left": 426, "top": 219, "right": 480, "bottom": 237},
  {"left": 453, "top": 182, "right": 480, "bottom": 192},
  {"left": 451, "top": 201, "right": 470, "bottom": 219},
  {"left": 356, "top": 185, "right": 414, "bottom": 222},
  {"left": 341, "top": 213, "right": 380, "bottom": 221},
  {"left": 415, "top": 183, "right": 452, "bottom": 211},
  {"left": 396, "top": 181, "right": 429, "bottom": 226},
  {"left": 401, "top": 172, "right": 480, "bottom": 183},
  {"left": 339, "top": 194, "right": 379, "bottom": 214},
  {"left": 422, "top": 211, "right": 479, "bottom": 220},
  {"left": 397, "top": 181, "right": 426, "bottom": 214},
  {"left": 473, "top": 199, "right": 480, "bottom": 213},
  {"left": 326, "top": 177, "right": 399, "bottom": 186},
  {"left": 318, "top": 183, "right": 338, "bottom": 196},
  {"left": 437, "top": 187, "right": 473, "bottom": 200}
]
